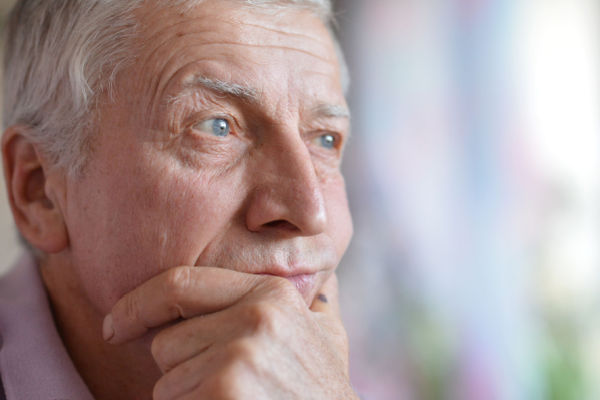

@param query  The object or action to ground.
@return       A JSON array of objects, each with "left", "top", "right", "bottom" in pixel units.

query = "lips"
[
  {"left": 256, "top": 270, "right": 319, "bottom": 302},
  {"left": 194, "top": 241, "right": 337, "bottom": 303},
  {"left": 284, "top": 273, "right": 317, "bottom": 297}
]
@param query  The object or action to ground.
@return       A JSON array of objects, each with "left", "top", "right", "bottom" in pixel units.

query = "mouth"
[
  {"left": 194, "top": 244, "right": 336, "bottom": 304},
  {"left": 195, "top": 236, "right": 339, "bottom": 292},
  {"left": 258, "top": 271, "right": 319, "bottom": 303}
]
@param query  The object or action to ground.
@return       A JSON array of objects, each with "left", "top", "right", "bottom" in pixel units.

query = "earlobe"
[{"left": 2, "top": 126, "right": 69, "bottom": 254}]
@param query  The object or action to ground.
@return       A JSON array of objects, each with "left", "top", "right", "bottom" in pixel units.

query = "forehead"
[{"left": 129, "top": 0, "right": 344, "bottom": 115}]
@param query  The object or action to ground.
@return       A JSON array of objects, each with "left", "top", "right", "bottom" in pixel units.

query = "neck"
[{"left": 40, "top": 255, "right": 161, "bottom": 400}]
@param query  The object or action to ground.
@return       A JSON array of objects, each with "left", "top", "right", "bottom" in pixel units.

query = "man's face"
[{"left": 62, "top": 0, "right": 352, "bottom": 314}]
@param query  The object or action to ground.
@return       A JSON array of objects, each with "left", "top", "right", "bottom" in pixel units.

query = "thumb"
[{"left": 310, "top": 272, "right": 341, "bottom": 319}]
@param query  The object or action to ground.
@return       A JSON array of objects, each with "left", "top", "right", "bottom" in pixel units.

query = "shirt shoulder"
[{"left": 0, "top": 254, "right": 93, "bottom": 400}]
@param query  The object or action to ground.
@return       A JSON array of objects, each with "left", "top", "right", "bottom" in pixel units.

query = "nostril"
[{"left": 264, "top": 220, "right": 298, "bottom": 231}]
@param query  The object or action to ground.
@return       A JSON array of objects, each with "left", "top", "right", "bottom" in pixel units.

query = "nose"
[{"left": 245, "top": 130, "right": 327, "bottom": 236}]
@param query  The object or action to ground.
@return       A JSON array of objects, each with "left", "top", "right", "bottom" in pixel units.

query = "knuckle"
[
  {"left": 162, "top": 267, "right": 193, "bottom": 304},
  {"left": 226, "top": 338, "right": 259, "bottom": 364},
  {"left": 203, "top": 368, "right": 241, "bottom": 399},
  {"left": 243, "top": 301, "right": 281, "bottom": 334}
]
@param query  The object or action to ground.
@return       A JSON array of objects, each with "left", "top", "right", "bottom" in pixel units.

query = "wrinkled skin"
[{"left": 27, "top": 1, "right": 355, "bottom": 399}]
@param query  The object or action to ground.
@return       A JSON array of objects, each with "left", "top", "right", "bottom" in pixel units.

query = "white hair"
[{"left": 3, "top": 0, "right": 347, "bottom": 175}]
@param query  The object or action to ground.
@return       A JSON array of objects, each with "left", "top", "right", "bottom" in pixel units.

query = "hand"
[{"left": 102, "top": 267, "right": 358, "bottom": 399}]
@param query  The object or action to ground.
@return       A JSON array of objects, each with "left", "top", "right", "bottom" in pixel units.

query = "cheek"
[
  {"left": 152, "top": 171, "right": 243, "bottom": 267},
  {"left": 67, "top": 163, "right": 244, "bottom": 313}
]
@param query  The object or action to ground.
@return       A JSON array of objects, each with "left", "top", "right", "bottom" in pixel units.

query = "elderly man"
[{"left": 0, "top": 0, "right": 356, "bottom": 399}]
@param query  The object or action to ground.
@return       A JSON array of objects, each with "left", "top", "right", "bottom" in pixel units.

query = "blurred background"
[{"left": 0, "top": 1, "right": 599, "bottom": 399}]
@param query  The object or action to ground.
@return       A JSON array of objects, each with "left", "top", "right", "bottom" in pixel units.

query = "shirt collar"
[{"left": 0, "top": 253, "right": 93, "bottom": 400}]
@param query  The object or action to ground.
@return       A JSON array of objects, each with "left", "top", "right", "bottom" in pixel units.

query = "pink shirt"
[{"left": 0, "top": 253, "right": 93, "bottom": 400}]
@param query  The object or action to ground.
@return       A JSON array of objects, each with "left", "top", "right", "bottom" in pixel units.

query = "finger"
[
  {"left": 310, "top": 272, "right": 341, "bottom": 318},
  {"left": 103, "top": 266, "right": 262, "bottom": 344},
  {"left": 153, "top": 343, "right": 219, "bottom": 400},
  {"left": 154, "top": 337, "right": 253, "bottom": 400},
  {"left": 151, "top": 311, "right": 236, "bottom": 373}
]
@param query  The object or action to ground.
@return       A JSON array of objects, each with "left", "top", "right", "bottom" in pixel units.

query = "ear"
[{"left": 2, "top": 125, "right": 68, "bottom": 254}]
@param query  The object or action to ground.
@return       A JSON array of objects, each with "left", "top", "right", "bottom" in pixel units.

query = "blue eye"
[
  {"left": 194, "top": 118, "right": 231, "bottom": 137},
  {"left": 320, "top": 134, "right": 336, "bottom": 149}
]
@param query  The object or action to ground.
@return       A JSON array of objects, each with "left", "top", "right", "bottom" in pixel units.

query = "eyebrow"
[
  {"left": 171, "top": 75, "right": 350, "bottom": 121},
  {"left": 177, "top": 75, "right": 260, "bottom": 103},
  {"left": 312, "top": 103, "right": 351, "bottom": 120}
]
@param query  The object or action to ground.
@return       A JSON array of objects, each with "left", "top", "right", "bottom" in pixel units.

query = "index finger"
[{"left": 102, "top": 266, "right": 262, "bottom": 344}]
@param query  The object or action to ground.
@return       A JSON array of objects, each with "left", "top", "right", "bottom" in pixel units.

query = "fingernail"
[
  {"left": 318, "top": 293, "right": 328, "bottom": 303},
  {"left": 102, "top": 314, "right": 114, "bottom": 342}
]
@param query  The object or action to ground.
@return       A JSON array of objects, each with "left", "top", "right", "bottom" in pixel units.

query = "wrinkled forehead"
[
  {"left": 126, "top": 0, "right": 345, "bottom": 118},
  {"left": 133, "top": 0, "right": 338, "bottom": 63}
]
